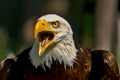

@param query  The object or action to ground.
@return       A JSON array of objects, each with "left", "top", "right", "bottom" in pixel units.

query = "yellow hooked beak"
[{"left": 34, "top": 19, "right": 56, "bottom": 56}]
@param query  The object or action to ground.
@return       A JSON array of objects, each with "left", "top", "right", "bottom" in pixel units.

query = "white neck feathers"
[{"left": 29, "top": 35, "right": 77, "bottom": 69}]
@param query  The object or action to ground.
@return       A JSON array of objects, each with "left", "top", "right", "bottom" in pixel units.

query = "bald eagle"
[{"left": 0, "top": 14, "right": 119, "bottom": 80}]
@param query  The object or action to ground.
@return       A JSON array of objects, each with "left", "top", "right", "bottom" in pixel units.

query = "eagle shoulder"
[
  {"left": 71, "top": 45, "right": 92, "bottom": 80},
  {"left": 90, "top": 49, "right": 120, "bottom": 80},
  {"left": 0, "top": 57, "right": 17, "bottom": 80}
]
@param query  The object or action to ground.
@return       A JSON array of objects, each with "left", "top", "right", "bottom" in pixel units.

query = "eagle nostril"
[{"left": 42, "top": 23, "right": 45, "bottom": 26}]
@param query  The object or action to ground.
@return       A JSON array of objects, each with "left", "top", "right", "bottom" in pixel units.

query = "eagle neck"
[{"left": 30, "top": 34, "right": 77, "bottom": 70}]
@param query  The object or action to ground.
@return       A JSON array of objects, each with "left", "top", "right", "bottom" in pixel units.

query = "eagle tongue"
[{"left": 41, "top": 36, "right": 50, "bottom": 47}]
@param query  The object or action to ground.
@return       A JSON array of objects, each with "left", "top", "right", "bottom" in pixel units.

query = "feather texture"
[
  {"left": 0, "top": 14, "right": 119, "bottom": 80},
  {"left": 0, "top": 46, "right": 120, "bottom": 80}
]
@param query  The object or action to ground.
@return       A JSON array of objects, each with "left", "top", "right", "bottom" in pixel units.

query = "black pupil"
[{"left": 54, "top": 23, "right": 56, "bottom": 25}]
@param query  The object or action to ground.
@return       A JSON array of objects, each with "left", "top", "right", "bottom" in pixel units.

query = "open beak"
[{"left": 34, "top": 19, "right": 56, "bottom": 56}]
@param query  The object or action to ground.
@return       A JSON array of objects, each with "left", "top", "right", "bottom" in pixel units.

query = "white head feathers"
[{"left": 29, "top": 14, "right": 77, "bottom": 69}]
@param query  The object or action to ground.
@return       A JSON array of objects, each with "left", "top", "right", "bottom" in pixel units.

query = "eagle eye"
[{"left": 51, "top": 21, "right": 59, "bottom": 28}]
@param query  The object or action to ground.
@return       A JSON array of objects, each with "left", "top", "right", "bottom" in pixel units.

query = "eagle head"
[{"left": 30, "top": 14, "right": 77, "bottom": 69}]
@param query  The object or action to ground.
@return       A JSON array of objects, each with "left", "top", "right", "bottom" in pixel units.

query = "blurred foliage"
[{"left": 0, "top": 27, "right": 10, "bottom": 60}]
